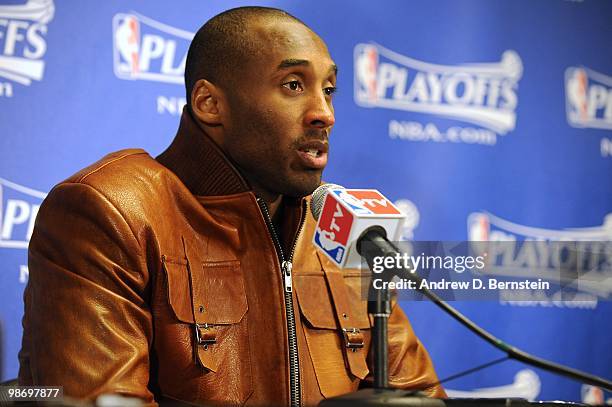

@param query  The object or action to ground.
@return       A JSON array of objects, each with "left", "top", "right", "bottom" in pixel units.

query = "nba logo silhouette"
[
  {"left": 355, "top": 44, "right": 379, "bottom": 103},
  {"left": 113, "top": 15, "right": 140, "bottom": 78},
  {"left": 566, "top": 68, "right": 589, "bottom": 124},
  {"left": 335, "top": 190, "right": 402, "bottom": 215},
  {"left": 313, "top": 195, "right": 354, "bottom": 265}
]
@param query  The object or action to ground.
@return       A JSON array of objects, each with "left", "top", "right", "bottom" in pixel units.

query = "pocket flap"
[
  {"left": 294, "top": 274, "right": 370, "bottom": 329},
  {"left": 163, "top": 256, "right": 247, "bottom": 324}
]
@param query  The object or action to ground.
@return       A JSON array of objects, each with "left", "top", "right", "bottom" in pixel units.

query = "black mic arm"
[
  {"left": 358, "top": 227, "right": 393, "bottom": 389},
  {"left": 356, "top": 228, "right": 612, "bottom": 392}
]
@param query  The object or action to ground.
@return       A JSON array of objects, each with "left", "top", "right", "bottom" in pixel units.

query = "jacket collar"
[
  {"left": 156, "top": 106, "right": 307, "bottom": 253},
  {"left": 156, "top": 106, "right": 251, "bottom": 197}
]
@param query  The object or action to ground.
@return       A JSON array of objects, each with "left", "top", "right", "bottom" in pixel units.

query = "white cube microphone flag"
[{"left": 311, "top": 184, "right": 406, "bottom": 269}]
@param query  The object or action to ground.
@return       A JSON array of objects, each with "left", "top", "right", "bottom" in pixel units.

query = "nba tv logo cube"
[{"left": 313, "top": 189, "right": 405, "bottom": 269}]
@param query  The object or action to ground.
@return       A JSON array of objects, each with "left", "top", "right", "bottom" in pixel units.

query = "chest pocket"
[
  {"left": 294, "top": 253, "right": 372, "bottom": 398},
  {"left": 162, "top": 251, "right": 252, "bottom": 405}
]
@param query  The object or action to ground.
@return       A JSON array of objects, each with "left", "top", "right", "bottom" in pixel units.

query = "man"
[{"left": 19, "top": 6, "right": 445, "bottom": 406}]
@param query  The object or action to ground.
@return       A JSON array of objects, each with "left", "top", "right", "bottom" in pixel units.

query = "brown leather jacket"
[{"left": 19, "top": 109, "right": 445, "bottom": 406}]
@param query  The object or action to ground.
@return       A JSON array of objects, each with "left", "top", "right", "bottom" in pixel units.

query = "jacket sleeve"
[
  {"left": 384, "top": 298, "right": 447, "bottom": 398},
  {"left": 18, "top": 182, "right": 156, "bottom": 404}
]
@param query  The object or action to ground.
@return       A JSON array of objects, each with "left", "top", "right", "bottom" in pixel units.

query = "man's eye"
[
  {"left": 283, "top": 80, "right": 304, "bottom": 92},
  {"left": 324, "top": 86, "right": 337, "bottom": 96}
]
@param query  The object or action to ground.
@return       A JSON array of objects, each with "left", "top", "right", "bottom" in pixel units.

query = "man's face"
[{"left": 220, "top": 19, "right": 337, "bottom": 199}]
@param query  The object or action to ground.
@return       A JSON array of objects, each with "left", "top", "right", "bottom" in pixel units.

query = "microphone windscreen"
[{"left": 310, "top": 183, "right": 344, "bottom": 221}]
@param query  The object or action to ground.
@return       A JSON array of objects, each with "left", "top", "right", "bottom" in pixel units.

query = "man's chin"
[{"left": 282, "top": 174, "right": 322, "bottom": 198}]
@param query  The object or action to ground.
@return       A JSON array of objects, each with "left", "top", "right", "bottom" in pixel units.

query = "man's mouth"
[
  {"left": 305, "top": 148, "right": 322, "bottom": 158},
  {"left": 296, "top": 140, "right": 328, "bottom": 169}
]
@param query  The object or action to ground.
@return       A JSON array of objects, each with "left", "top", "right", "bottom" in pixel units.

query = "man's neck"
[
  {"left": 263, "top": 193, "right": 283, "bottom": 220},
  {"left": 192, "top": 118, "right": 285, "bottom": 219}
]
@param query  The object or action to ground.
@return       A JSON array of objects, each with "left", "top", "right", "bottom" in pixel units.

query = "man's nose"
[{"left": 304, "top": 92, "right": 335, "bottom": 129}]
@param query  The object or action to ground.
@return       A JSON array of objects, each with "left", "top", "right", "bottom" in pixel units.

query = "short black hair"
[{"left": 184, "top": 6, "right": 305, "bottom": 107}]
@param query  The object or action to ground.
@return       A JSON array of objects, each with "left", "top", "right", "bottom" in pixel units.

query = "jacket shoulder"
[
  {"left": 50, "top": 148, "right": 188, "bottom": 220},
  {"left": 66, "top": 148, "right": 159, "bottom": 184}
]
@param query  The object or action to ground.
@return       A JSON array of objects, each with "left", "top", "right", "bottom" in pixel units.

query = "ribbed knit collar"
[{"left": 156, "top": 107, "right": 251, "bottom": 197}]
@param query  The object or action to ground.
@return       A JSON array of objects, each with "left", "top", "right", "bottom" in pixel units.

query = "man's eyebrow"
[
  {"left": 277, "top": 59, "right": 338, "bottom": 76},
  {"left": 278, "top": 59, "right": 309, "bottom": 70}
]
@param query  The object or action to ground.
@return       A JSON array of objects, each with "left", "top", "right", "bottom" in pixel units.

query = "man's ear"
[{"left": 190, "top": 79, "right": 225, "bottom": 125}]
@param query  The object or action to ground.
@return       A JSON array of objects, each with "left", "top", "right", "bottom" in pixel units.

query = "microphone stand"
[
  {"left": 367, "top": 272, "right": 391, "bottom": 389},
  {"left": 320, "top": 230, "right": 612, "bottom": 406},
  {"left": 318, "top": 231, "right": 448, "bottom": 406}
]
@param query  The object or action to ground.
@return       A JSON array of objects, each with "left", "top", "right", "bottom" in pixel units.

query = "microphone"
[
  {"left": 311, "top": 183, "right": 403, "bottom": 389},
  {"left": 310, "top": 183, "right": 406, "bottom": 270}
]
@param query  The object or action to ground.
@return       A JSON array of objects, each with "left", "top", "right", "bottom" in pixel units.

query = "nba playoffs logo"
[
  {"left": 565, "top": 67, "right": 612, "bottom": 130},
  {"left": 314, "top": 196, "right": 353, "bottom": 264},
  {"left": 0, "top": 0, "right": 54, "bottom": 97},
  {"left": 468, "top": 211, "right": 612, "bottom": 242},
  {"left": 113, "top": 12, "right": 193, "bottom": 84},
  {"left": 0, "top": 178, "right": 46, "bottom": 249},
  {"left": 467, "top": 211, "right": 612, "bottom": 305},
  {"left": 354, "top": 43, "right": 523, "bottom": 135}
]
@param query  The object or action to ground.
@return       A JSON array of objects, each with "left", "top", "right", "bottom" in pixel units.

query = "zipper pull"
[{"left": 282, "top": 260, "right": 293, "bottom": 293}]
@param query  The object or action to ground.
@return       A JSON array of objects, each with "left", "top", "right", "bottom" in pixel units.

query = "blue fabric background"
[{"left": 0, "top": 0, "right": 610, "bottom": 402}]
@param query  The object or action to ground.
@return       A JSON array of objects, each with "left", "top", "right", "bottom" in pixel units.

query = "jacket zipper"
[{"left": 257, "top": 198, "right": 306, "bottom": 407}]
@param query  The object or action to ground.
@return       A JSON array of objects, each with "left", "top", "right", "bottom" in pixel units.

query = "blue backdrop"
[{"left": 0, "top": 0, "right": 610, "bottom": 403}]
